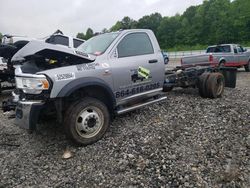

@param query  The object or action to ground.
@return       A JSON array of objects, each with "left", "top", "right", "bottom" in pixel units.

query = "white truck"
[
  {"left": 0, "top": 32, "right": 85, "bottom": 92},
  {"left": 4, "top": 29, "right": 235, "bottom": 146},
  {"left": 181, "top": 44, "right": 250, "bottom": 72}
]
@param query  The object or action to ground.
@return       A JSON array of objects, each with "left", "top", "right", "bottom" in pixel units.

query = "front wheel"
[
  {"left": 64, "top": 97, "right": 110, "bottom": 146},
  {"left": 244, "top": 61, "right": 250, "bottom": 72}
]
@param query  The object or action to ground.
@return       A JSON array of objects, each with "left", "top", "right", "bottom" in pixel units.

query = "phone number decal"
[{"left": 115, "top": 82, "right": 160, "bottom": 98}]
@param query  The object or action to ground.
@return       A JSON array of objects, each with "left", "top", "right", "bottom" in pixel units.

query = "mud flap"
[{"left": 219, "top": 67, "right": 237, "bottom": 88}]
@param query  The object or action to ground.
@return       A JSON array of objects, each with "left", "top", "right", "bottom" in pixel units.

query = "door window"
[
  {"left": 73, "top": 39, "right": 84, "bottom": 48},
  {"left": 233, "top": 46, "right": 238, "bottom": 54},
  {"left": 117, "top": 33, "right": 154, "bottom": 58},
  {"left": 46, "top": 35, "right": 69, "bottom": 46},
  {"left": 237, "top": 46, "right": 243, "bottom": 53}
]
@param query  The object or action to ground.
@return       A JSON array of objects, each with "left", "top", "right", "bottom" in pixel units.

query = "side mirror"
[
  {"left": 111, "top": 48, "right": 118, "bottom": 58},
  {"left": 243, "top": 48, "right": 247, "bottom": 52}
]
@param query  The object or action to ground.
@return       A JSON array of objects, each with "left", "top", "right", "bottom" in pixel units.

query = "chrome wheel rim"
[{"left": 75, "top": 106, "right": 104, "bottom": 138}]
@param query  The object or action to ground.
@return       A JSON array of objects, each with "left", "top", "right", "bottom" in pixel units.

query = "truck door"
[
  {"left": 237, "top": 45, "right": 248, "bottom": 65},
  {"left": 109, "top": 31, "right": 165, "bottom": 102},
  {"left": 233, "top": 45, "right": 239, "bottom": 65}
]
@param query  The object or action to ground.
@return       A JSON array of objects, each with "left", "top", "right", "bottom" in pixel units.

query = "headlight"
[{"left": 15, "top": 75, "right": 50, "bottom": 94}]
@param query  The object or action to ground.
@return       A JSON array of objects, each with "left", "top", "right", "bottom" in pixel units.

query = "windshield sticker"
[
  {"left": 76, "top": 63, "right": 99, "bottom": 71},
  {"left": 55, "top": 73, "right": 75, "bottom": 81}
]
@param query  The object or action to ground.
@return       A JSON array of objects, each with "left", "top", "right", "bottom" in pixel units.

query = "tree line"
[
  {"left": 1, "top": 0, "right": 249, "bottom": 50},
  {"left": 77, "top": 0, "right": 250, "bottom": 50}
]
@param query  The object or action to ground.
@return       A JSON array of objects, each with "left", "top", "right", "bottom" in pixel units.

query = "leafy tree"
[
  {"left": 76, "top": 32, "right": 85, "bottom": 40},
  {"left": 85, "top": 28, "right": 94, "bottom": 40},
  {"left": 102, "top": 28, "right": 108, "bottom": 33},
  {"left": 231, "top": 0, "right": 250, "bottom": 43},
  {"left": 79, "top": 0, "right": 250, "bottom": 49},
  {"left": 110, "top": 17, "right": 137, "bottom": 31},
  {"left": 137, "top": 13, "right": 162, "bottom": 38},
  {"left": 76, "top": 28, "right": 94, "bottom": 40},
  {"left": 157, "top": 15, "right": 181, "bottom": 48},
  {"left": 0, "top": 32, "right": 2, "bottom": 43},
  {"left": 110, "top": 21, "right": 123, "bottom": 31}
]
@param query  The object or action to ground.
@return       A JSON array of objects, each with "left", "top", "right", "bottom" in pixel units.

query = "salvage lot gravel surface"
[{"left": 0, "top": 70, "right": 249, "bottom": 187}]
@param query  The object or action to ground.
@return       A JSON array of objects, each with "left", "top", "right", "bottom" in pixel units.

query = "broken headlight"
[{"left": 15, "top": 75, "right": 50, "bottom": 94}]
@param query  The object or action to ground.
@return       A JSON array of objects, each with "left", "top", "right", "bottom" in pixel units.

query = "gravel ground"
[{"left": 0, "top": 69, "right": 249, "bottom": 188}]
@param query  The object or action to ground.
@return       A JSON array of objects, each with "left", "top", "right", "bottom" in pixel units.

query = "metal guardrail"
[
  {"left": 169, "top": 50, "right": 205, "bottom": 59},
  {"left": 169, "top": 47, "right": 250, "bottom": 60}
]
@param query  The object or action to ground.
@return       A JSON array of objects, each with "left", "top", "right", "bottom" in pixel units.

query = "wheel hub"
[
  {"left": 87, "top": 117, "right": 97, "bottom": 128},
  {"left": 76, "top": 109, "right": 102, "bottom": 137}
]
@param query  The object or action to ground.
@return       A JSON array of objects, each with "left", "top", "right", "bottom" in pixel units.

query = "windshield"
[{"left": 77, "top": 33, "right": 119, "bottom": 55}]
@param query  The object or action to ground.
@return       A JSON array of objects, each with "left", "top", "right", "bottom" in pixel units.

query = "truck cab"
[{"left": 12, "top": 29, "right": 167, "bottom": 145}]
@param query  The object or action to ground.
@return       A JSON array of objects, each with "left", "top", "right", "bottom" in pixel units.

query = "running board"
[{"left": 116, "top": 96, "right": 167, "bottom": 115}]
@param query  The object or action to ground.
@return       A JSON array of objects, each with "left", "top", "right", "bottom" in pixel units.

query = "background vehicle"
[
  {"left": 0, "top": 31, "right": 85, "bottom": 93},
  {"left": 6, "top": 29, "right": 234, "bottom": 146},
  {"left": 181, "top": 44, "right": 250, "bottom": 72},
  {"left": 162, "top": 51, "right": 169, "bottom": 64}
]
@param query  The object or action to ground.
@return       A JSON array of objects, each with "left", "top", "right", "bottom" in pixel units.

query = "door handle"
[{"left": 148, "top": 59, "right": 158, "bottom": 63}]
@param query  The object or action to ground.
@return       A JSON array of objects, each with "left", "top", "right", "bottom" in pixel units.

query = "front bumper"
[{"left": 15, "top": 100, "right": 44, "bottom": 130}]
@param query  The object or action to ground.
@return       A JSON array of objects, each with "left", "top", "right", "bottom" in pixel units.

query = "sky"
[{"left": 0, "top": 0, "right": 203, "bottom": 38}]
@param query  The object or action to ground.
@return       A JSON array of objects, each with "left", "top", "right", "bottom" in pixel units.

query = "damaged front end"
[{"left": 4, "top": 40, "right": 95, "bottom": 130}]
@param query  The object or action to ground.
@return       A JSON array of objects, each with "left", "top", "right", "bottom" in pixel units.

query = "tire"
[
  {"left": 206, "top": 73, "right": 225, "bottom": 98},
  {"left": 219, "top": 60, "right": 225, "bottom": 68},
  {"left": 244, "top": 61, "right": 250, "bottom": 72},
  {"left": 198, "top": 73, "right": 210, "bottom": 98},
  {"left": 64, "top": 97, "right": 110, "bottom": 146}
]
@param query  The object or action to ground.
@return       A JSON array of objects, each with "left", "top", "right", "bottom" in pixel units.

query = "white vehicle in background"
[
  {"left": 44, "top": 33, "right": 85, "bottom": 49},
  {"left": 181, "top": 44, "right": 250, "bottom": 72},
  {"left": 1, "top": 35, "right": 35, "bottom": 45},
  {"left": 2, "top": 31, "right": 85, "bottom": 49},
  {"left": 0, "top": 31, "right": 85, "bottom": 92},
  {"left": 0, "top": 57, "right": 7, "bottom": 70}
]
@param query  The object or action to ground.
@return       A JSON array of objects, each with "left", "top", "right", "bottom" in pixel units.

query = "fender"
[
  {"left": 219, "top": 57, "right": 226, "bottom": 63},
  {"left": 57, "top": 77, "right": 116, "bottom": 107}
]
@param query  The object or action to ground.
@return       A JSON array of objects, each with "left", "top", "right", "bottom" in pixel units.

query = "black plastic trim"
[{"left": 57, "top": 77, "right": 116, "bottom": 107}]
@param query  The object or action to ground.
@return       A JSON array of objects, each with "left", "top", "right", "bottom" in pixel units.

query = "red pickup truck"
[{"left": 181, "top": 44, "right": 250, "bottom": 72}]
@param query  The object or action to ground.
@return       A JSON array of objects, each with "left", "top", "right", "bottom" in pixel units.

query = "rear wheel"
[
  {"left": 206, "top": 73, "right": 225, "bottom": 98},
  {"left": 64, "top": 97, "right": 110, "bottom": 146},
  {"left": 219, "top": 60, "right": 226, "bottom": 68},
  {"left": 198, "top": 73, "right": 210, "bottom": 98},
  {"left": 244, "top": 61, "right": 250, "bottom": 72}
]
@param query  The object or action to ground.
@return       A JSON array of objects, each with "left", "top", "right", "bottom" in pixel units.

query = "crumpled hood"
[{"left": 11, "top": 40, "right": 96, "bottom": 62}]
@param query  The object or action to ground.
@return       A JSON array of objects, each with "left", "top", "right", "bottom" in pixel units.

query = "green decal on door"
[{"left": 138, "top": 66, "right": 150, "bottom": 79}]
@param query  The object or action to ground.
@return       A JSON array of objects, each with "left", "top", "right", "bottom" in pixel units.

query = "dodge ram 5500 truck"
[
  {"left": 181, "top": 44, "right": 250, "bottom": 72},
  {"left": 10, "top": 29, "right": 231, "bottom": 145}
]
